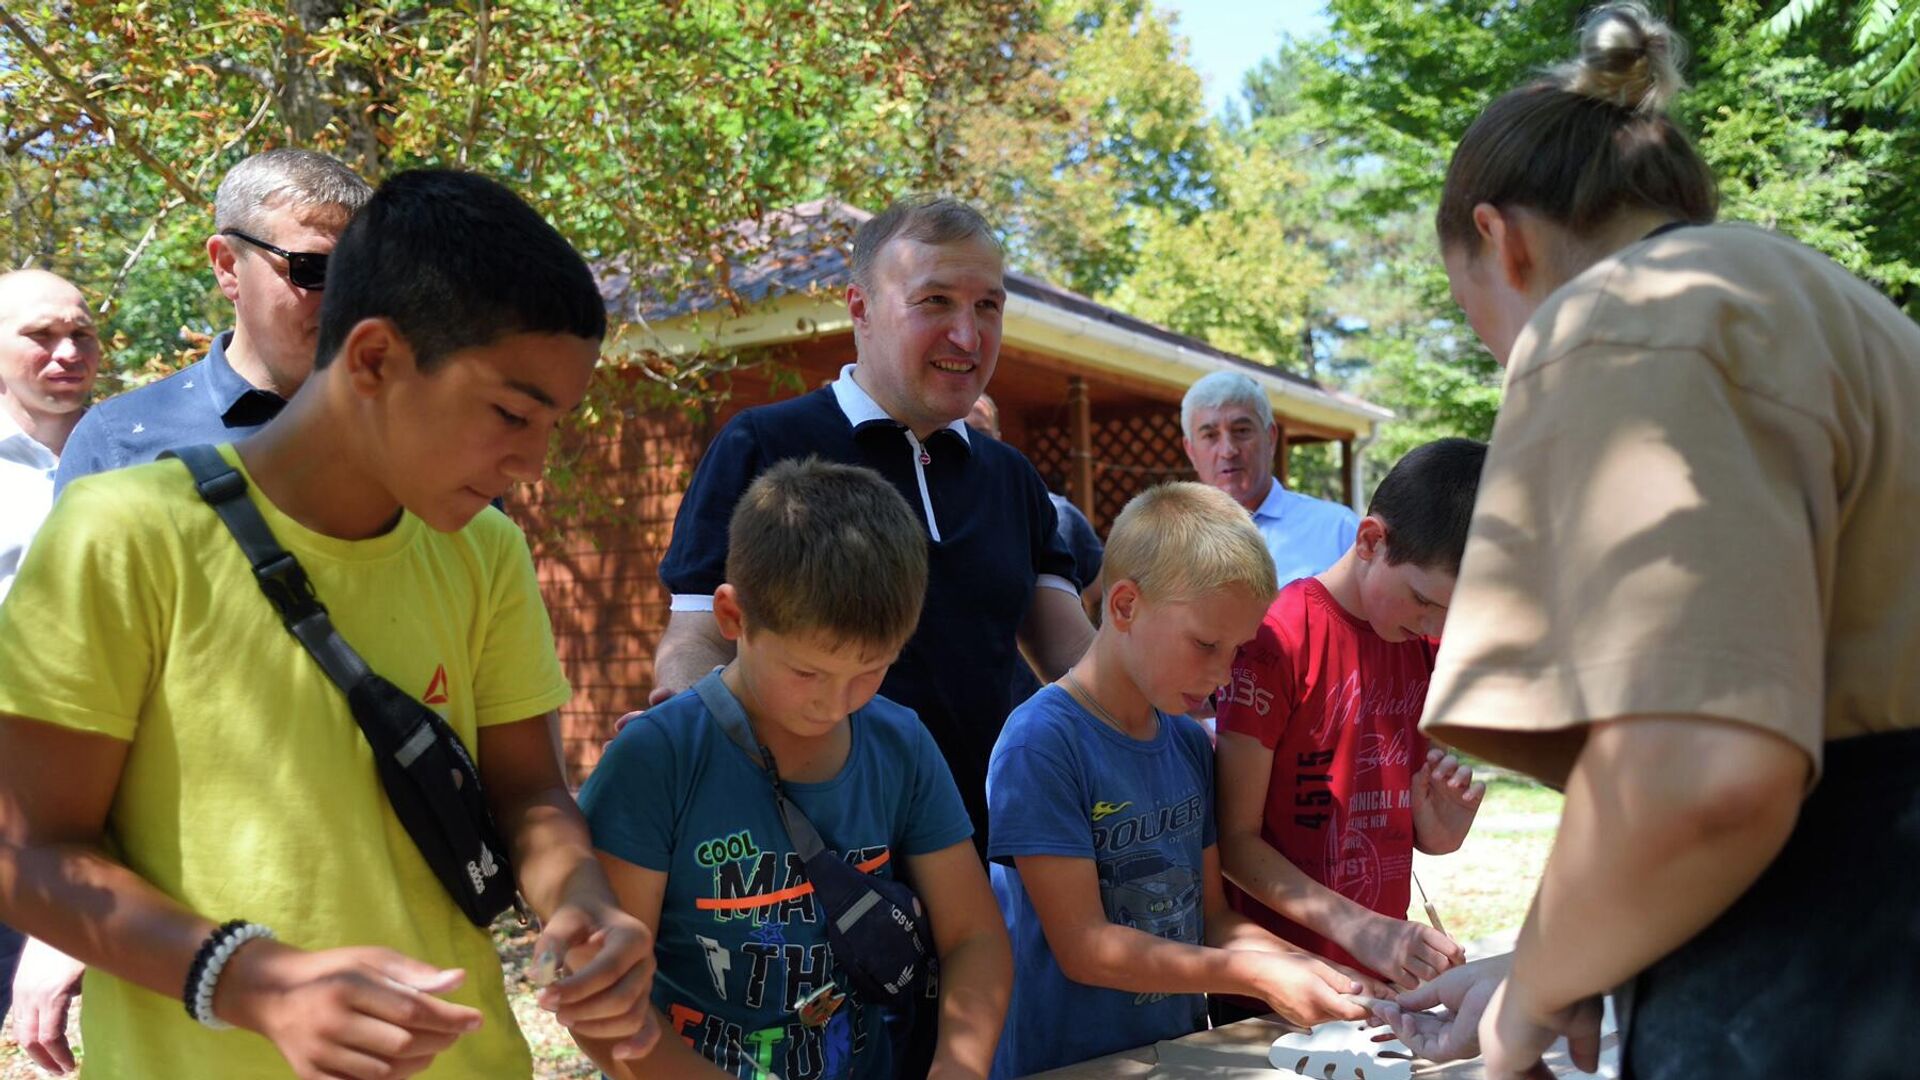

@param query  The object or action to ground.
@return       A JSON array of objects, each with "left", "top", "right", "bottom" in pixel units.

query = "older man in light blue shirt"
[{"left": 1181, "top": 371, "right": 1357, "bottom": 586}]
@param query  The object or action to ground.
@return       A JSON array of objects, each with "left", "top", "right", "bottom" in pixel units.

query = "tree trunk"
[{"left": 279, "top": 0, "right": 384, "bottom": 179}]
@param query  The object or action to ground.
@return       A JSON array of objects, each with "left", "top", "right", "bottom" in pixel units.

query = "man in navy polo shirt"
[
  {"left": 54, "top": 149, "right": 370, "bottom": 496},
  {"left": 652, "top": 195, "right": 1096, "bottom": 850}
]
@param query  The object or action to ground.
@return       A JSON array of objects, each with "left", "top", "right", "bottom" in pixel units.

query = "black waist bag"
[
  {"left": 166, "top": 445, "right": 518, "bottom": 927},
  {"left": 693, "top": 673, "right": 934, "bottom": 1005}
]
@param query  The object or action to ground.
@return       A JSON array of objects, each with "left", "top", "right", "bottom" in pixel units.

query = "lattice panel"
[{"left": 1026, "top": 411, "right": 1196, "bottom": 534}]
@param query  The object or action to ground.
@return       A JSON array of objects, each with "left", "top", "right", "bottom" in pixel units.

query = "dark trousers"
[
  {"left": 1625, "top": 727, "right": 1920, "bottom": 1079},
  {"left": 0, "top": 921, "right": 23, "bottom": 1024}
]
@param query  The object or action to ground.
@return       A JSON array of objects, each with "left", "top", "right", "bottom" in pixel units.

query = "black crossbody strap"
[
  {"left": 163, "top": 445, "right": 372, "bottom": 693},
  {"left": 693, "top": 671, "right": 829, "bottom": 862}
]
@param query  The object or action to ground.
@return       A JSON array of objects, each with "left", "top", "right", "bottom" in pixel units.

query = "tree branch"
[
  {"left": 198, "top": 54, "right": 278, "bottom": 93},
  {"left": 459, "top": 0, "right": 491, "bottom": 167},
  {"left": 99, "top": 195, "right": 186, "bottom": 315},
  {"left": 0, "top": 5, "right": 206, "bottom": 207}
]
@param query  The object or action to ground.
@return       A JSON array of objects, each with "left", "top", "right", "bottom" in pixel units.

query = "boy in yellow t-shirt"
[{"left": 0, "top": 170, "right": 658, "bottom": 1079}]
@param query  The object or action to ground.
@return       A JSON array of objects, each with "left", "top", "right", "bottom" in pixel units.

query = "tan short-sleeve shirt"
[{"left": 1422, "top": 224, "right": 1920, "bottom": 788}]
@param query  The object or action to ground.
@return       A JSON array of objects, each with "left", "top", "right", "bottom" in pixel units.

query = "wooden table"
[{"left": 1024, "top": 1013, "right": 1618, "bottom": 1078}]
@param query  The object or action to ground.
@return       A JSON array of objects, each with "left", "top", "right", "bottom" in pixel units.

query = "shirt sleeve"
[
  {"left": 579, "top": 712, "right": 683, "bottom": 872},
  {"left": 1217, "top": 616, "right": 1297, "bottom": 751},
  {"left": 1422, "top": 344, "right": 1830, "bottom": 787},
  {"left": 658, "top": 413, "right": 764, "bottom": 599},
  {"left": 1065, "top": 505, "right": 1105, "bottom": 587},
  {"left": 1025, "top": 468, "right": 1080, "bottom": 590},
  {"left": 472, "top": 513, "right": 573, "bottom": 727},
  {"left": 0, "top": 479, "right": 168, "bottom": 740},
  {"left": 50, "top": 407, "right": 115, "bottom": 501},
  {"left": 898, "top": 719, "right": 975, "bottom": 856},
  {"left": 986, "top": 715, "right": 1093, "bottom": 864}
]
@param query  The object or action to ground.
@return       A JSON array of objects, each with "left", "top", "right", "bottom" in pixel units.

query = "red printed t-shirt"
[{"left": 1217, "top": 577, "right": 1435, "bottom": 974}]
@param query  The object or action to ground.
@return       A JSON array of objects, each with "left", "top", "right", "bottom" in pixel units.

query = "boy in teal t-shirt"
[{"left": 580, "top": 459, "right": 1013, "bottom": 1080}]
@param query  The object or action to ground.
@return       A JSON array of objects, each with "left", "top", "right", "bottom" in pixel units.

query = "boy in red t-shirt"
[{"left": 1215, "top": 438, "right": 1488, "bottom": 1004}]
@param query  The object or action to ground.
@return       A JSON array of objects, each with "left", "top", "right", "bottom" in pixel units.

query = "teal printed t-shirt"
[
  {"left": 985, "top": 684, "right": 1218, "bottom": 1079},
  {"left": 580, "top": 678, "right": 972, "bottom": 1080}
]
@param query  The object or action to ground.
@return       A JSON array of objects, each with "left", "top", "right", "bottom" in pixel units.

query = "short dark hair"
[
  {"left": 314, "top": 169, "right": 606, "bottom": 371},
  {"left": 1367, "top": 438, "right": 1488, "bottom": 576},
  {"left": 1437, "top": 3, "right": 1716, "bottom": 255},
  {"left": 850, "top": 195, "right": 1001, "bottom": 291},
  {"left": 726, "top": 458, "right": 928, "bottom": 650}
]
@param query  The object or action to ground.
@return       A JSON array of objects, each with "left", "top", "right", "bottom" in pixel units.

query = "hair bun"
[{"left": 1555, "top": 2, "right": 1686, "bottom": 113}]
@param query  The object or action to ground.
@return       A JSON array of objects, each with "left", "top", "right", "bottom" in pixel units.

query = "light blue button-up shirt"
[{"left": 1249, "top": 476, "right": 1358, "bottom": 586}]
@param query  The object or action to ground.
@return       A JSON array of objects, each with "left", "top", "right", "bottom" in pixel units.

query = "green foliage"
[
  {"left": 973, "top": 0, "right": 1218, "bottom": 297},
  {"left": 1100, "top": 135, "right": 1326, "bottom": 374},
  {"left": 1767, "top": 0, "right": 1920, "bottom": 110},
  {"left": 0, "top": 0, "right": 1055, "bottom": 370}
]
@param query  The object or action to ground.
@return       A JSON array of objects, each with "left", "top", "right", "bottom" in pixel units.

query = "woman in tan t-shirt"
[{"left": 1372, "top": 4, "right": 1920, "bottom": 1079}]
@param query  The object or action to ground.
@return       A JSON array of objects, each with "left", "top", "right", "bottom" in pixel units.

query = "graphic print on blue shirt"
[
  {"left": 579, "top": 680, "right": 972, "bottom": 1080},
  {"left": 984, "top": 684, "right": 1218, "bottom": 1079}
]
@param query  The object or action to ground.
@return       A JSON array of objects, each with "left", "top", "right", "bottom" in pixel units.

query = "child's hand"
[
  {"left": 533, "top": 900, "right": 660, "bottom": 1061},
  {"left": 1368, "top": 953, "right": 1511, "bottom": 1061},
  {"left": 1245, "top": 950, "right": 1371, "bottom": 1027},
  {"left": 216, "top": 940, "right": 483, "bottom": 1080},
  {"left": 10, "top": 937, "right": 85, "bottom": 1074},
  {"left": 1348, "top": 913, "right": 1464, "bottom": 991},
  {"left": 1412, "top": 748, "right": 1486, "bottom": 854}
]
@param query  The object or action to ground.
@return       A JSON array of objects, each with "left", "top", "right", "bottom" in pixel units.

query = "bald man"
[
  {"left": 0, "top": 268, "right": 102, "bottom": 1038},
  {"left": 0, "top": 269, "right": 102, "bottom": 598}
]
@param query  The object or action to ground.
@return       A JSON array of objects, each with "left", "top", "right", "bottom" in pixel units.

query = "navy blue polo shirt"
[
  {"left": 55, "top": 331, "right": 286, "bottom": 498},
  {"left": 660, "top": 366, "right": 1080, "bottom": 846}
]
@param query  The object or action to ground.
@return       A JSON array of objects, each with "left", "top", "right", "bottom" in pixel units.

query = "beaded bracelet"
[{"left": 182, "top": 920, "right": 276, "bottom": 1029}]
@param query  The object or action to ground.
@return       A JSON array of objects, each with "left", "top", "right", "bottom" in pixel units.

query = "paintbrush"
[{"left": 1412, "top": 869, "right": 1447, "bottom": 938}]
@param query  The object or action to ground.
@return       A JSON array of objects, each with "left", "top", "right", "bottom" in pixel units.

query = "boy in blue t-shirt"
[
  {"left": 987, "top": 482, "right": 1370, "bottom": 1078},
  {"left": 580, "top": 459, "right": 1012, "bottom": 1080}
]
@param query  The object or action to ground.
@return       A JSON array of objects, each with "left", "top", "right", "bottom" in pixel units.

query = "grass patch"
[{"left": 1410, "top": 769, "right": 1563, "bottom": 949}]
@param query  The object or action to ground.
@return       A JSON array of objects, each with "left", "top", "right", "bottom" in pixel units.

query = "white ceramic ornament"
[{"left": 1267, "top": 1022, "right": 1415, "bottom": 1080}]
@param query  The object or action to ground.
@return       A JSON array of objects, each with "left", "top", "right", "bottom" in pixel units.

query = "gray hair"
[
  {"left": 214, "top": 149, "right": 372, "bottom": 234},
  {"left": 850, "top": 195, "right": 1002, "bottom": 291},
  {"left": 1181, "top": 370, "right": 1273, "bottom": 439}
]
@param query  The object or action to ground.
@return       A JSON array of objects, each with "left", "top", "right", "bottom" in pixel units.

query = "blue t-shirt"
[
  {"left": 580, "top": 674, "right": 973, "bottom": 1080},
  {"left": 1250, "top": 480, "right": 1357, "bottom": 587},
  {"left": 55, "top": 331, "right": 286, "bottom": 498},
  {"left": 985, "top": 685, "right": 1218, "bottom": 1079}
]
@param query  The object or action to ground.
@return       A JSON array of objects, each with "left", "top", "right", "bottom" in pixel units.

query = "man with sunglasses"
[
  {"left": 53, "top": 148, "right": 370, "bottom": 500},
  {"left": 15, "top": 148, "right": 368, "bottom": 1076}
]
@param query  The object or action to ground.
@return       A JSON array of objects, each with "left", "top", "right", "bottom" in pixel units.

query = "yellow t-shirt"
[
  {"left": 0, "top": 445, "right": 572, "bottom": 1078},
  {"left": 1422, "top": 224, "right": 1920, "bottom": 788}
]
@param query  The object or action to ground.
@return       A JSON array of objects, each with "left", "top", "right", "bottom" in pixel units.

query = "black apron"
[{"left": 1624, "top": 726, "right": 1920, "bottom": 1079}]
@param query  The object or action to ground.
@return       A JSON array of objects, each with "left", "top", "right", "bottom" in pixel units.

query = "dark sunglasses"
[{"left": 220, "top": 229, "right": 330, "bottom": 290}]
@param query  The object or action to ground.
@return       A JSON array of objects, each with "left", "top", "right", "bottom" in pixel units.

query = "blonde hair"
[{"left": 1102, "top": 482, "right": 1277, "bottom": 605}]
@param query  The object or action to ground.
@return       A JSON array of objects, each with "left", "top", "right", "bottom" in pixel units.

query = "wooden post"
[
  {"left": 1273, "top": 419, "right": 1290, "bottom": 490},
  {"left": 1340, "top": 437, "right": 1357, "bottom": 509},
  {"left": 1069, "top": 376, "right": 1094, "bottom": 524}
]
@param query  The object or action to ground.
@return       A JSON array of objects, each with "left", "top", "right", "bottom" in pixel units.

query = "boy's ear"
[
  {"left": 712, "top": 584, "right": 747, "bottom": 643},
  {"left": 339, "top": 317, "right": 417, "bottom": 398},
  {"left": 1354, "top": 516, "right": 1390, "bottom": 563},
  {"left": 1106, "top": 578, "right": 1141, "bottom": 631}
]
